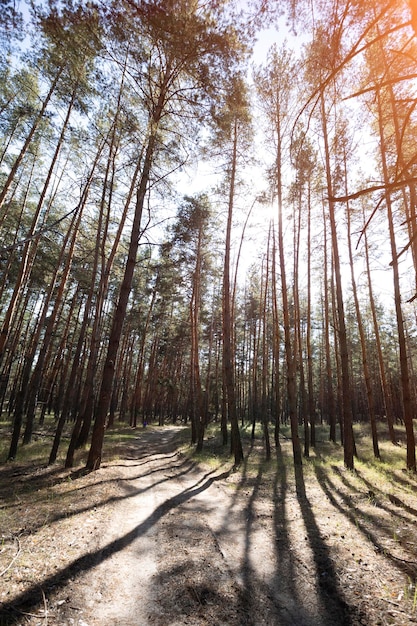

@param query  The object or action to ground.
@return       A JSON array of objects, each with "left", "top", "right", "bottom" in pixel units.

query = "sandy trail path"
[
  {"left": 2, "top": 424, "right": 411, "bottom": 625},
  {"left": 70, "top": 427, "right": 357, "bottom": 626},
  {"left": 77, "top": 427, "right": 191, "bottom": 625}
]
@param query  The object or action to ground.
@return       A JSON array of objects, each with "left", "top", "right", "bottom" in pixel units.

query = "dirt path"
[
  {"left": 1, "top": 425, "right": 417, "bottom": 625},
  {"left": 61, "top": 427, "right": 355, "bottom": 625}
]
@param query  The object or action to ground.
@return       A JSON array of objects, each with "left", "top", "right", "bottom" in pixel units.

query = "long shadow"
[
  {"left": 353, "top": 468, "right": 417, "bottom": 520},
  {"left": 1, "top": 427, "right": 195, "bottom": 530},
  {"left": 0, "top": 426, "right": 186, "bottom": 499},
  {"left": 191, "top": 439, "right": 288, "bottom": 624},
  {"left": 0, "top": 454, "right": 190, "bottom": 509},
  {"left": 0, "top": 453, "right": 180, "bottom": 500},
  {"left": 330, "top": 466, "right": 417, "bottom": 559},
  {"left": 212, "top": 440, "right": 257, "bottom": 561},
  {"left": 240, "top": 461, "right": 264, "bottom": 626},
  {"left": 314, "top": 464, "right": 417, "bottom": 581},
  {"left": 0, "top": 463, "right": 69, "bottom": 499},
  {"left": 270, "top": 441, "right": 307, "bottom": 625},
  {"left": 294, "top": 463, "right": 358, "bottom": 625},
  {"left": 68, "top": 457, "right": 194, "bottom": 495},
  {"left": 1, "top": 458, "right": 197, "bottom": 542},
  {"left": 112, "top": 425, "right": 187, "bottom": 459},
  {"left": 0, "top": 456, "right": 189, "bottom": 506},
  {"left": 377, "top": 466, "right": 417, "bottom": 492},
  {"left": 0, "top": 467, "right": 232, "bottom": 624},
  {"left": 387, "top": 492, "right": 417, "bottom": 517},
  {"left": 104, "top": 450, "right": 180, "bottom": 468}
]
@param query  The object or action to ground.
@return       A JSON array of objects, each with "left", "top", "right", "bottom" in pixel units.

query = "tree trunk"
[
  {"left": 306, "top": 183, "right": 316, "bottom": 447},
  {"left": 86, "top": 112, "right": 159, "bottom": 470},
  {"left": 191, "top": 222, "right": 204, "bottom": 452},
  {"left": 276, "top": 124, "right": 302, "bottom": 466},
  {"left": 261, "top": 229, "right": 271, "bottom": 460},
  {"left": 320, "top": 92, "right": 354, "bottom": 470},
  {"left": 222, "top": 118, "right": 243, "bottom": 466},
  {"left": 376, "top": 88, "right": 416, "bottom": 471},
  {"left": 271, "top": 230, "right": 281, "bottom": 447},
  {"left": 345, "top": 158, "right": 380, "bottom": 459},
  {"left": 322, "top": 203, "right": 337, "bottom": 442},
  {"left": 362, "top": 209, "right": 397, "bottom": 444},
  {"left": 293, "top": 186, "right": 309, "bottom": 458}
]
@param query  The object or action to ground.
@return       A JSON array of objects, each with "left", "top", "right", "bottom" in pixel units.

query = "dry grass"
[{"left": 0, "top": 417, "right": 416, "bottom": 625}]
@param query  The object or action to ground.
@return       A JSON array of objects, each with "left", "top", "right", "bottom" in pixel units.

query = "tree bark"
[
  {"left": 376, "top": 87, "right": 416, "bottom": 471},
  {"left": 222, "top": 118, "right": 244, "bottom": 466},
  {"left": 320, "top": 92, "right": 354, "bottom": 469},
  {"left": 345, "top": 166, "right": 380, "bottom": 459}
]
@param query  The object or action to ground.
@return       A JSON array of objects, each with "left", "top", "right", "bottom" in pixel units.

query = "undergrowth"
[
  {"left": 0, "top": 415, "right": 416, "bottom": 624},
  {"left": 0, "top": 411, "right": 414, "bottom": 497}
]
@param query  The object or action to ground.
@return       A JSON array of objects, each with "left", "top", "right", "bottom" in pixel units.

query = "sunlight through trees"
[{"left": 0, "top": 0, "right": 417, "bottom": 474}]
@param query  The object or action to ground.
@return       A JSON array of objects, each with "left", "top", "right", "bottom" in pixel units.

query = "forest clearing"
[{"left": 0, "top": 423, "right": 416, "bottom": 626}]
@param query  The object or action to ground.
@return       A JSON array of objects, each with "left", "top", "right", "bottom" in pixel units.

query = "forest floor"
[{"left": 0, "top": 422, "right": 417, "bottom": 625}]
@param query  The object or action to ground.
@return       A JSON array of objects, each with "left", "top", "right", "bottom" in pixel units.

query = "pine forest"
[{"left": 1, "top": 1, "right": 417, "bottom": 625}]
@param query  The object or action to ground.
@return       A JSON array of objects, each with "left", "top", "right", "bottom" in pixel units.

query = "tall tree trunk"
[
  {"left": 271, "top": 229, "right": 281, "bottom": 447},
  {"left": 23, "top": 127, "right": 89, "bottom": 443},
  {"left": 41, "top": 140, "right": 107, "bottom": 464},
  {"left": 362, "top": 209, "right": 397, "bottom": 444},
  {"left": 306, "top": 182, "right": 315, "bottom": 447},
  {"left": 131, "top": 287, "right": 157, "bottom": 427},
  {"left": 49, "top": 291, "right": 87, "bottom": 466},
  {"left": 222, "top": 118, "right": 243, "bottom": 466},
  {"left": 191, "top": 222, "right": 204, "bottom": 452},
  {"left": 293, "top": 187, "right": 309, "bottom": 457},
  {"left": 86, "top": 88, "right": 163, "bottom": 470},
  {"left": 345, "top": 163, "right": 380, "bottom": 459},
  {"left": 320, "top": 92, "right": 354, "bottom": 469},
  {"left": 322, "top": 203, "right": 337, "bottom": 442},
  {"left": 6, "top": 92, "right": 78, "bottom": 456},
  {"left": 250, "top": 292, "right": 260, "bottom": 440},
  {"left": 261, "top": 229, "right": 272, "bottom": 460},
  {"left": 376, "top": 88, "right": 416, "bottom": 471},
  {"left": 7, "top": 295, "right": 46, "bottom": 460},
  {"left": 0, "top": 83, "right": 74, "bottom": 367},
  {"left": 276, "top": 128, "right": 302, "bottom": 466}
]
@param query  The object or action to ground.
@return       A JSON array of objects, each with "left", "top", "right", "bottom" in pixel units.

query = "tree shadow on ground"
[
  {"left": 292, "top": 461, "right": 358, "bottom": 625},
  {"left": 314, "top": 463, "right": 417, "bottom": 582},
  {"left": 271, "top": 440, "right": 305, "bottom": 625},
  {"left": 202, "top": 439, "right": 361, "bottom": 625},
  {"left": 353, "top": 468, "right": 417, "bottom": 521},
  {"left": 0, "top": 427, "right": 193, "bottom": 537},
  {"left": 268, "top": 443, "right": 361, "bottom": 626},
  {"left": 0, "top": 465, "right": 232, "bottom": 624},
  {"left": 4, "top": 427, "right": 414, "bottom": 625},
  {"left": 240, "top": 459, "right": 264, "bottom": 626},
  {"left": 0, "top": 425, "right": 186, "bottom": 499}
]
